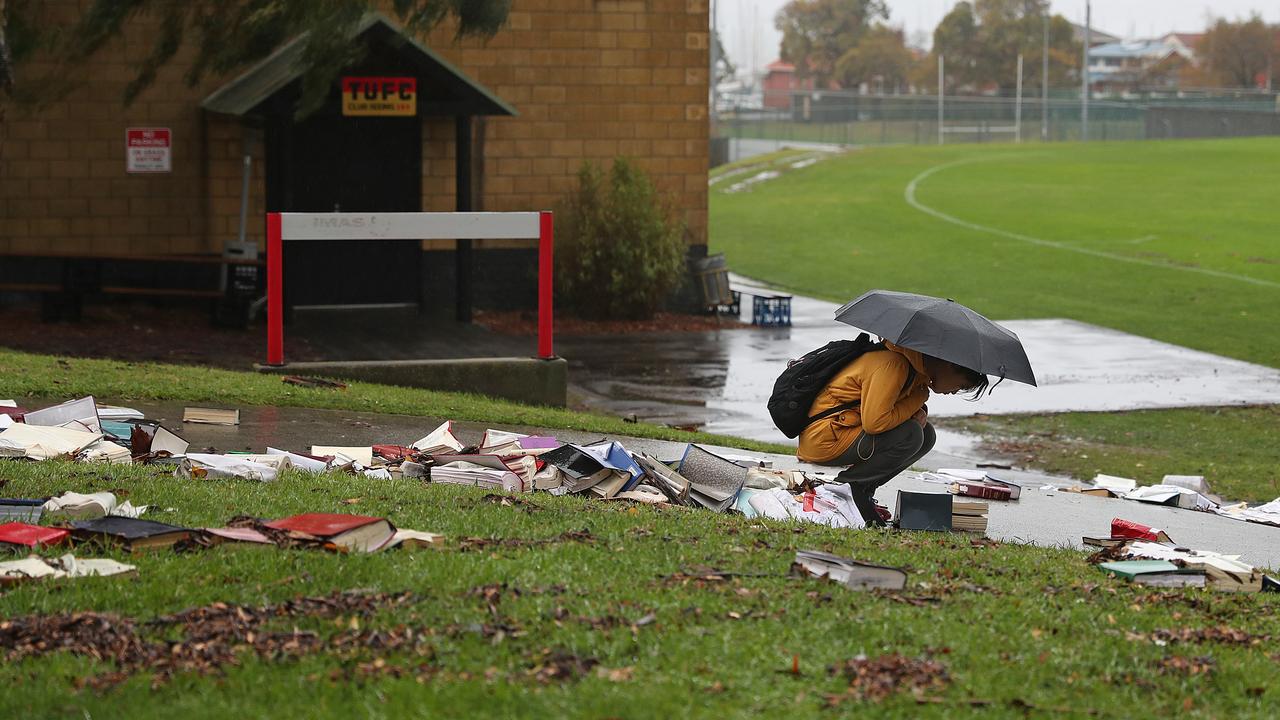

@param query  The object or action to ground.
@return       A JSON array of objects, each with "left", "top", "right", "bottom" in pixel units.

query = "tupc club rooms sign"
[{"left": 340, "top": 76, "right": 417, "bottom": 117}]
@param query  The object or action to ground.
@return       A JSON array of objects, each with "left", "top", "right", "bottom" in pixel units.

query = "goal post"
[{"left": 265, "top": 210, "right": 555, "bottom": 366}]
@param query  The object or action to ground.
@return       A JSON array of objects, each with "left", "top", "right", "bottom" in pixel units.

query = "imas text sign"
[
  {"left": 280, "top": 212, "right": 542, "bottom": 241},
  {"left": 341, "top": 77, "right": 417, "bottom": 116}
]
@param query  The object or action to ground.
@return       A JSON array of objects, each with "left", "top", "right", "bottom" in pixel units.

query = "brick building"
[{"left": 0, "top": 1, "right": 710, "bottom": 319}]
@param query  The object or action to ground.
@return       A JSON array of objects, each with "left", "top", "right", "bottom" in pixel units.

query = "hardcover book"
[
  {"left": 71, "top": 516, "right": 192, "bottom": 552},
  {"left": 264, "top": 513, "right": 395, "bottom": 553},
  {"left": 0, "top": 522, "right": 70, "bottom": 549}
]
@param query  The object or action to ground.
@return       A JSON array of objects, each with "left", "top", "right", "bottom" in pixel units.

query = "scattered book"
[
  {"left": 431, "top": 454, "right": 529, "bottom": 492},
  {"left": 1092, "top": 474, "right": 1137, "bottom": 495},
  {"left": 634, "top": 453, "right": 690, "bottom": 505},
  {"left": 1082, "top": 536, "right": 1129, "bottom": 549},
  {"left": 0, "top": 554, "right": 137, "bottom": 585},
  {"left": 182, "top": 407, "right": 240, "bottom": 425},
  {"left": 951, "top": 499, "right": 989, "bottom": 534},
  {"left": 0, "top": 522, "right": 70, "bottom": 549},
  {"left": 792, "top": 549, "right": 907, "bottom": 590},
  {"left": 1110, "top": 518, "right": 1172, "bottom": 543},
  {"left": 203, "top": 526, "right": 274, "bottom": 545},
  {"left": 678, "top": 445, "right": 747, "bottom": 513},
  {"left": 1120, "top": 541, "right": 1262, "bottom": 593},
  {"left": 264, "top": 513, "right": 395, "bottom": 553},
  {"left": 71, "top": 516, "right": 192, "bottom": 552},
  {"left": 384, "top": 529, "right": 445, "bottom": 549},
  {"left": 311, "top": 446, "right": 374, "bottom": 466},
  {"left": 23, "top": 396, "right": 102, "bottom": 433},
  {"left": 0, "top": 498, "right": 45, "bottom": 523},
  {"left": 540, "top": 444, "right": 634, "bottom": 496},
  {"left": 0, "top": 423, "right": 102, "bottom": 461},
  {"left": 1098, "top": 559, "right": 1208, "bottom": 587},
  {"left": 42, "top": 491, "right": 119, "bottom": 520},
  {"left": 895, "top": 490, "right": 952, "bottom": 531},
  {"left": 411, "top": 421, "right": 465, "bottom": 454}
]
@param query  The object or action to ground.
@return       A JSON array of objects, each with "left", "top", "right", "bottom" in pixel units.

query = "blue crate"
[{"left": 752, "top": 295, "right": 792, "bottom": 327}]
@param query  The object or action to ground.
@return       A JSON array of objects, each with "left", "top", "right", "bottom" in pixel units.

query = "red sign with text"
[
  {"left": 125, "top": 127, "right": 172, "bottom": 173},
  {"left": 341, "top": 76, "right": 417, "bottom": 116}
]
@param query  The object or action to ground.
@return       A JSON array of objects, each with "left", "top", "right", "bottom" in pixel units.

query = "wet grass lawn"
[
  {"left": 710, "top": 137, "right": 1280, "bottom": 368},
  {"left": 3, "top": 459, "right": 1278, "bottom": 719},
  {"left": 939, "top": 406, "right": 1280, "bottom": 504}
]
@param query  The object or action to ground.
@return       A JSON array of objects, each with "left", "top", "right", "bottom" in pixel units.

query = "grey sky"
[{"left": 717, "top": 0, "right": 1280, "bottom": 75}]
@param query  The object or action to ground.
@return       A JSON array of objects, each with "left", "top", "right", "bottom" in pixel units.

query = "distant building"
[
  {"left": 1071, "top": 23, "right": 1122, "bottom": 47},
  {"left": 1161, "top": 32, "right": 1205, "bottom": 58},
  {"left": 1087, "top": 38, "right": 1196, "bottom": 94},
  {"left": 762, "top": 61, "right": 813, "bottom": 109}
]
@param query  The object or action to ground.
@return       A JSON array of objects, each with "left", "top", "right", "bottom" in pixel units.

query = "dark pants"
[{"left": 827, "top": 421, "right": 936, "bottom": 525}]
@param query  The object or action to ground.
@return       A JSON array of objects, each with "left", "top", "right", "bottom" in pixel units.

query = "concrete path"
[
  {"left": 566, "top": 276, "right": 1280, "bottom": 443},
  {"left": 125, "top": 401, "right": 1280, "bottom": 570}
]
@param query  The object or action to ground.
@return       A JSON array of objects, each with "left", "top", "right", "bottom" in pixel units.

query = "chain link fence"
[{"left": 713, "top": 89, "right": 1280, "bottom": 149}]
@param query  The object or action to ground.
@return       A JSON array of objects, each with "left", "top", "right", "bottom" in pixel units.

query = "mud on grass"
[
  {"left": 2, "top": 459, "right": 1279, "bottom": 719},
  {"left": 939, "top": 405, "right": 1280, "bottom": 504}
]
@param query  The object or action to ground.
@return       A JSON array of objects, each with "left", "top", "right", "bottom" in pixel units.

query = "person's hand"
[{"left": 912, "top": 406, "right": 928, "bottom": 428}]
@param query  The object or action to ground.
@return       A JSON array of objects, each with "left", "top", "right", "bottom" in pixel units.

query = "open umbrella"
[{"left": 835, "top": 289, "right": 1037, "bottom": 386}]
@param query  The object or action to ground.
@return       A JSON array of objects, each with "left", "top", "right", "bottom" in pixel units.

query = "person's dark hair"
[{"left": 953, "top": 363, "right": 990, "bottom": 401}]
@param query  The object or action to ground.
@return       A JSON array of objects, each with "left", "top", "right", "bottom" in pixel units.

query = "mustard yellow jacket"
[{"left": 796, "top": 342, "right": 932, "bottom": 464}]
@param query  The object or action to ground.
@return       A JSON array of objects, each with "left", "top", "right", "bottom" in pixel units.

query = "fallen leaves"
[
  {"left": 526, "top": 648, "right": 599, "bottom": 684},
  {"left": 455, "top": 528, "right": 596, "bottom": 553},
  {"left": 480, "top": 493, "right": 542, "bottom": 512},
  {"left": 826, "top": 653, "right": 950, "bottom": 704},
  {"left": 1126, "top": 626, "right": 1269, "bottom": 647},
  {"left": 1154, "top": 655, "right": 1216, "bottom": 676},
  {"left": 1, "top": 590, "right": 419, "bottom": 689}
]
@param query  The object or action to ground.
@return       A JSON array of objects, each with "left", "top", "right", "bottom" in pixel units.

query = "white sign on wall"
[{"left": 125, "top": 127, "right": 172, "bottom": 173}]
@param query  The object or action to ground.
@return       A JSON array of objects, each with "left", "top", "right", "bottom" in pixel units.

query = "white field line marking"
[
  {"left": 904, "top": 156, "right": 1280, "bottom": 289},
  {"left": 1127, "top": 235, "right": 1157, "bottom": 244}
]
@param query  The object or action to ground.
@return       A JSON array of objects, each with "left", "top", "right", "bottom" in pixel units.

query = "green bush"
[{"left": 556, "top": 157, "right": 687, "bottom": 320}]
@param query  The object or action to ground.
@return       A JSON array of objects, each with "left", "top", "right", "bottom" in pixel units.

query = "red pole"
[
  {"left": 537, "top": 211, "right": 554, "bottom": 359},
  {"left": 266, "top": 212, "right": 284, "bottom": 366}
]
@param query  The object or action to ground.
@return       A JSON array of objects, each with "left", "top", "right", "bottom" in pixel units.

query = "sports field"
[{"left": 710, "top": 137, "right": 1280, "bottom": 368}]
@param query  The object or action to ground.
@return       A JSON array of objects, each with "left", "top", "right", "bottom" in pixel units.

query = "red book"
[
  {"left": 1111, "top": 518, "right": 1172, "bottom": 543},
  {"left": 0, "top": 522, "right": 70, "bottom": 548},
  {"left": 264, "top": 513, "right": 394, "bottom": 552},
  {"left": 373, "top": 445, "right": 415, "bottom": 462},
  {"left": 955, "top": 482, "right": 1013, "bottom": 501}
]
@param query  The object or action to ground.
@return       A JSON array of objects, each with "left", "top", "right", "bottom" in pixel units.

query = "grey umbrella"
[{"left": 834, "top": 289, "right": 1037, "bottom": 386}]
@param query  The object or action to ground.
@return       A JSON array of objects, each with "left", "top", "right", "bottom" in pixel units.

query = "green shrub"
[{"left": 556, "top": 157, "right": 687, "bottom": 320}]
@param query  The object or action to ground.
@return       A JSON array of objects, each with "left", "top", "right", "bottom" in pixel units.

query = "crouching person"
[{"left": 797, "top": 341, "right": 988, "bottom": 526}]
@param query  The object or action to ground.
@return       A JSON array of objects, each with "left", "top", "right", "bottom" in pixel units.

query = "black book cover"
[{"left": 72, "top": 516, "right": 190, "bottom": 540}]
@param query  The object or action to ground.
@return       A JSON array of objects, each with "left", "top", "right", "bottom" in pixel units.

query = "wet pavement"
[
  {"left": 109, "top": 400, "right": 1280, "bottom": 569},
  {"left": 565, "top": 275, "right": 1280, "bottom": 444}
]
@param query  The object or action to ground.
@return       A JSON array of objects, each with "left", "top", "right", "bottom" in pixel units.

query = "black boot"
[{"left": 848, "top": 480, "right": 886, "bottom": 527}]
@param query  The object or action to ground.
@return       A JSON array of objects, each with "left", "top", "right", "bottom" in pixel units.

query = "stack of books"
[{"left": 951, "top": 499, "right": 989, "bottom": 534}]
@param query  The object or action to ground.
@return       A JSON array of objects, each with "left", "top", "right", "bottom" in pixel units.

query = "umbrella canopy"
[{"left": 835, "top": 290, "right": 1037, "bottom": 386}]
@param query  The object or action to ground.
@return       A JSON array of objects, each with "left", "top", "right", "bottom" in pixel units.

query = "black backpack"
[{"left": 767, "top": 333, "right": 888, "bottom": 439}]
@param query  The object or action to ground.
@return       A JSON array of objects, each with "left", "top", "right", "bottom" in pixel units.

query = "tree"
[
  {"left": 711, "top": 27, "right": 735, "bottom": 86},
  {"left": 1199, "top": 16, "right": 1273, "bottom": 88},
  {"left": 774, "top": 0, "right": 888, "bottom": 88},
  {"left": 557, "top": 158, "right": 686, "bottom": 321},
  {"left": 834, "top": 24, "right": 913, "bottom": 92},
  {"left": 930, "top": 0, "right": 1077, "bottom": 92},
  {"left": 0, "top": 0, "right": 512, "bottom": 113}
]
